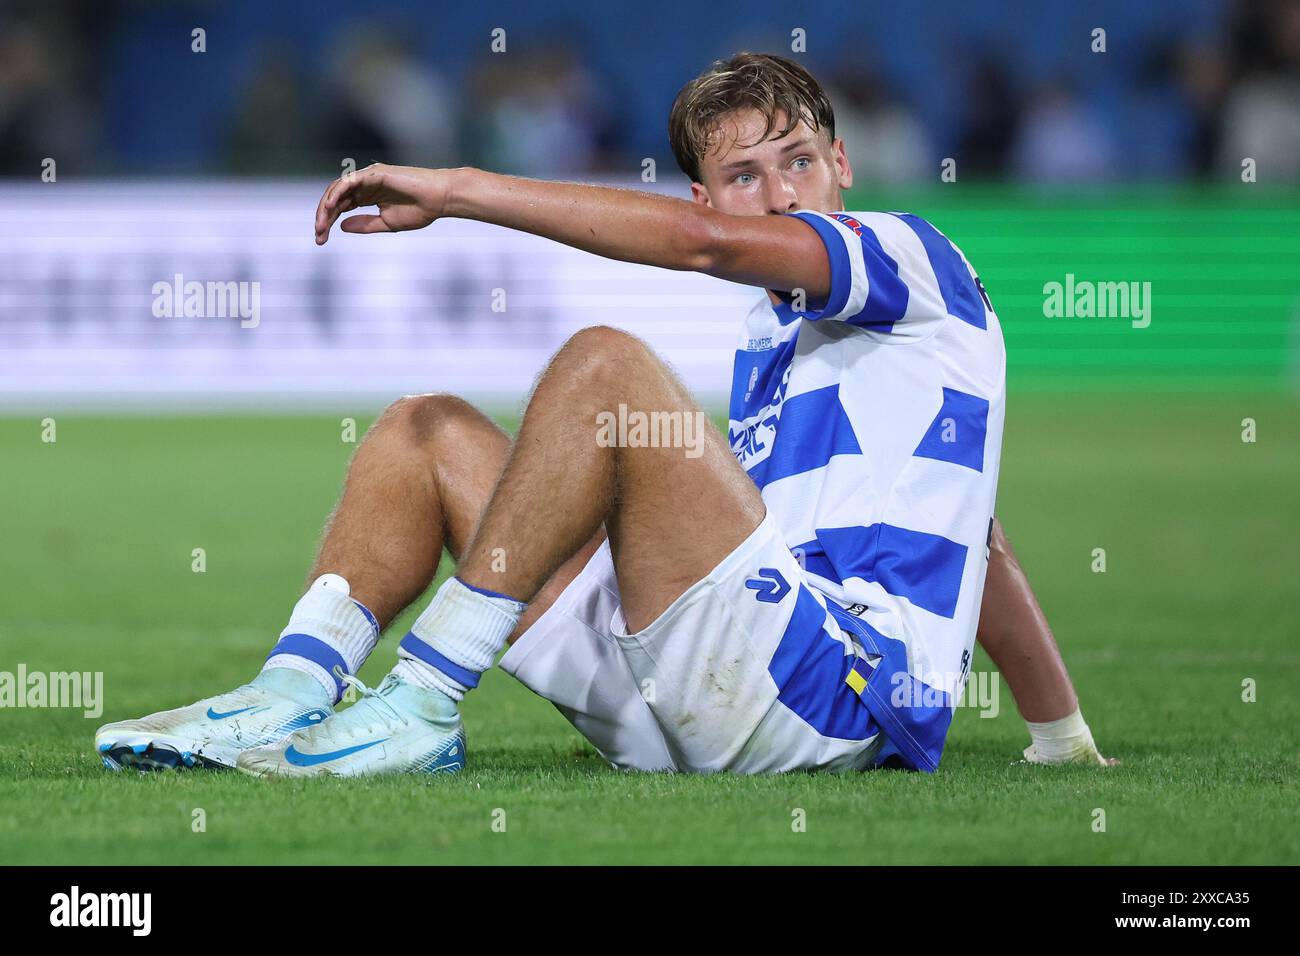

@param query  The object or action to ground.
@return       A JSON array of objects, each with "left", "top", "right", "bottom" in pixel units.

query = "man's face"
[{"left": 690, "top": 108, "right": 852, "bottom": 216}]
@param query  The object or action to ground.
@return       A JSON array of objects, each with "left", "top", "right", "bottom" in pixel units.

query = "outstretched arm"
[
  {"left": 314, "top": 164, "right": 830, "bottom": 297},
  {"left": 977, "top": 518, "right": 1116, "bottom": 765}
]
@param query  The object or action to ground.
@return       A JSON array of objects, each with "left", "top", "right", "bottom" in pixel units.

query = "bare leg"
[
  {"left": 307, "top": 393, "right": 596, "bottom": 632},
  {"left": 458, "top": 326, "right": 765, "bottom": 631},
  {"left": 975, "top": 517, "right": 1079, "bottom": 722},
  {"left": 406, "top": 351, "right": 1075, "bottom": 723}
]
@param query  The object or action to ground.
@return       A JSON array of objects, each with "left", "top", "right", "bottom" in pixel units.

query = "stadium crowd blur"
[{"left": 1, "top": 0, "right": 1298, "bottom": 182}]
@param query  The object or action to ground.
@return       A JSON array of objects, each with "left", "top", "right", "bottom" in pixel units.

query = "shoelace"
[{"left": 334, "top": 669, "right": 409, "bottom": 728}]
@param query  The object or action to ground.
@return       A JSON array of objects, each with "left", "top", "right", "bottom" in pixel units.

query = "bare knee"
[
  {"left": 551, "top": 325, "right": 657, "bottom": 396},
  {"left": 376, "top": 393, "right": 500, "bottom": 451},
  {"left": 562, "top": 325, "right": 652, "bottom": 363}
]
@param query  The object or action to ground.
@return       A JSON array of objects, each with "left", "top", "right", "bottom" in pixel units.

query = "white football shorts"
[{"left": 499, "top": 511, "right": 884, "bottom": 774}]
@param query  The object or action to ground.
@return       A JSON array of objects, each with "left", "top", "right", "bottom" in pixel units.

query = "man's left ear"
[{"left": 832, "top": 138, "right": 854, "bottom": 190}]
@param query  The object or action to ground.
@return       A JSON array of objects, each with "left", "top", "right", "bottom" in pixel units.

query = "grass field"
[{"left": 0, "top": 394, "right": 1297, "bottom": 865}]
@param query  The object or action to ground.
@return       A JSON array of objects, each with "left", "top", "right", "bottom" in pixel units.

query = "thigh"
[{"left": 602, "top": 354, "right": 767, "bottom": 633}]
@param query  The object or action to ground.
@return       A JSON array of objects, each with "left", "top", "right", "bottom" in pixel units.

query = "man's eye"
[
  {"left": 791, "top": 157, "right": 811, "bottom": 170},
  {"left": 734, "top": 173, "right": 755, "bottom": 185}
]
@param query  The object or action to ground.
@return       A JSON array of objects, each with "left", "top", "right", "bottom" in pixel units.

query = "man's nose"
[{"left": 765, "top": 175, "right": 800, "bottom": 215}]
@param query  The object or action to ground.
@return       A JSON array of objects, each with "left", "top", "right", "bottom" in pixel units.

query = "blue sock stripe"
[
  {"left": 454, "top": 576, "right": 524, "bottom": 605},
  {"left": 399, "top": 632, "right": 481, "bottom": 689},
  {"left": 351, "top": 599, "right": 381, "bottom": 639},
  {"left": 267, "top": 634, "right": 348, "bottom": 700}
]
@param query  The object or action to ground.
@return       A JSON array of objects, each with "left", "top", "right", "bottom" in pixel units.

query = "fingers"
[
  {"left": 315, "top": 165, "right": 384, "bottom": 245},
  {"left": 339, "top": 214, "right": 391, "bottom": 235},
  {"left": 315, "top": 176, "right": 358, "bottom": 244},
  {"left": 314, "top": 178, "right": 349, "bottom": 243}
]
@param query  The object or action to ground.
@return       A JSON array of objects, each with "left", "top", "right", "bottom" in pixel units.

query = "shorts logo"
[{"left": 745, "top": 568, "right": 790, "bottom": 604}]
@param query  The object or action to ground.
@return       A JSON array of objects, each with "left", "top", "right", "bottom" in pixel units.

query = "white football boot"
[
  {"left": 95, "top": 668, "right": 333, "bottom": 771},
  {"left": 236, "top": 672, "right": 465, "bottom": 778}
]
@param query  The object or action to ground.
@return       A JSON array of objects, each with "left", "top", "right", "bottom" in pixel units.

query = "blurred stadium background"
[{"left": 1, "top": 0, "right": 1297, "bottom": 407}]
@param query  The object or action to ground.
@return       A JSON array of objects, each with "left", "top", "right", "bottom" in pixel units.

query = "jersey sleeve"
[{"left": 779, "top": 210, "right": 992, "bottom": 339}]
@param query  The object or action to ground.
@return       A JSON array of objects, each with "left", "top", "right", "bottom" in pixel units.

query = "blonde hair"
[{"left": 668, "top": 52, "right": 836, "bottom": 183}]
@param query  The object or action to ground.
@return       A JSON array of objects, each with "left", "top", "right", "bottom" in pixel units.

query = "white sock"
[
  {"left": 263, "top": 573, "right": 380, "bottom": 702},
  {"left": 1025, "top": 707, "right": 1102, "bottom": 764},
  {"left": 396, "top": 577, "right": 525, "bottom": 701}
]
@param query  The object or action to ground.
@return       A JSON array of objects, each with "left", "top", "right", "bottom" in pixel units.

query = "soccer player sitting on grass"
[{"left": 95, "top": 53, "right": 1113, "bottom": 776}]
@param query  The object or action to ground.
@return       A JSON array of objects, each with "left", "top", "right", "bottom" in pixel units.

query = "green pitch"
[{"left": 0, "top": 394, "right": 1296, "bottom": 864}]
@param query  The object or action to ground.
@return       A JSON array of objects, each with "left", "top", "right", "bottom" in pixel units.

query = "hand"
[
  {"left": 314, "top": 164, "right": 454, "bottom": 245},
  {"left": 1022, "top": 740, "right": 1120, "bottom": 767}
]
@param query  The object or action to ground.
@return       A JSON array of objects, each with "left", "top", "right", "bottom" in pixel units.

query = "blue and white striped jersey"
[{"left": 727, "top": 209, "right": 1006, "bottom": 772}]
